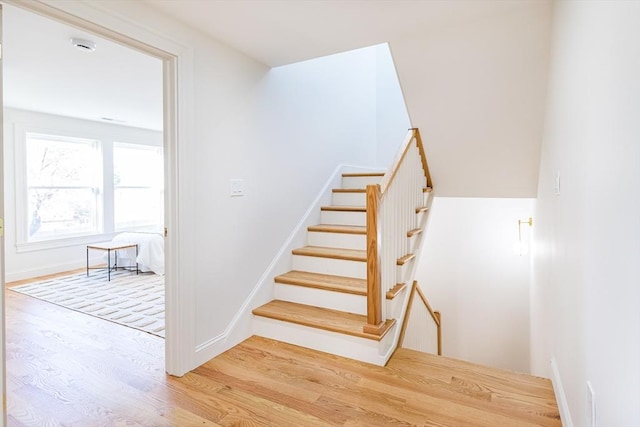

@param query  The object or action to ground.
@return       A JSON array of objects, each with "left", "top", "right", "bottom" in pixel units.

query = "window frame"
[
  {"left": 15, "top": 126, "right": 106, "bottom": 251},
  {"left": 14, "top": 125, "right": 164, "bottom": 253}
]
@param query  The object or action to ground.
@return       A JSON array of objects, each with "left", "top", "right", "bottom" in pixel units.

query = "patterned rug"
[{"left": 10, "top": 270, "right": 165, "bottom": 338}]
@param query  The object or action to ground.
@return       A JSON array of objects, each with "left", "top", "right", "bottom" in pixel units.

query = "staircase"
[{"left": 252, "top": 129, "right": 433, "bottom": 365}]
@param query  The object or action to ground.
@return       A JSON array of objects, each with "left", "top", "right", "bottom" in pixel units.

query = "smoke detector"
[{"left": 71, "top": 38, "right": 96, "bottom": 52}]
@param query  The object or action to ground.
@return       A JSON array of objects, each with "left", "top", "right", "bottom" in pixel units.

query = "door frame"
[
  {"left": 0, "top": 4, "right": 7, "bottom": 425},
  {"left": 1, "top": 0, "right": 195, "bottom": 379}
]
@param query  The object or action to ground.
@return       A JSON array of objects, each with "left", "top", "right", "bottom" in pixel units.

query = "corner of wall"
[
  {"left": 374, "top": 43, "right": 411, "bottom": 168},
  {"left": 550, "top": 356, "right": 574, "bottom": 427}
]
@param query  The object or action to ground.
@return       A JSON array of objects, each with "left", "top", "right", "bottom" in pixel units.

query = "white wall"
[
  {"left": 375, "top": 44, "right": 411, "bottom": 168},
  {"left": 531, "top": 1, "right": 640, "bottom": 426},
  {"left": 3, "top": 108, "right": 162, "bottom": 281},
  {"left": 193, "top": 45, "right": 382, "bottom": 346},
  {"left": 415, "top": 197, "right": 534, "bottom": 373},
  {"left": 391, "top": 1, "right": 552, "bottom": 197}
]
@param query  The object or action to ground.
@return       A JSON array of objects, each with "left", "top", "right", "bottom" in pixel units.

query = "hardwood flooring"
[{"left": 5, "top": 283, "right": 560, "bottom": 426}]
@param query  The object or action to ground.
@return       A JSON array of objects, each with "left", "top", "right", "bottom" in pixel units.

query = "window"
[
  {"left": 25, "top": 133, "right": 101, "bottom": 241},
  {"left": 113, "top": 143, "right": 164, "bottom": 231},
  {"left": 17, "top": 128, "right": 163, "bottom": 250}
]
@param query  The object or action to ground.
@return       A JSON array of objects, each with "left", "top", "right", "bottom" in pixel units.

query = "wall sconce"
[{"left": 515, "top": 217, "right": 533, "bottom": 256}]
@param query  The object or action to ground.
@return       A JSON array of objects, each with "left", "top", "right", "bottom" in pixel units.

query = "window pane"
[
  {"left": 114, "top": 144, "right": 163, "bottom": 187},
  {"left": 28, "top": 188, "right": 97, "bottom": 239},
  {"left": 114, "top": 143, "right": 163, "bottom": 231},
  {"left": 26, "top": 135, "right": 98, "bottom": 187},
  {"left": 114, "top": 188, "right": 163, "bottom": 229}
]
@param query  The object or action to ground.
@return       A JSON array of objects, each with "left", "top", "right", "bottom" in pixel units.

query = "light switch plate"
[
  {"left": 554, "top": 171, "right": 561, "bottom": 196},
  {"left": 230, "top": 179, "right": 244, "bottom": 197}
]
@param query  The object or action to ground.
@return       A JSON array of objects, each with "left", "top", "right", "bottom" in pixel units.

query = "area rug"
[{"left": 10, "top": 270, "right": 165, "bottom": 338}]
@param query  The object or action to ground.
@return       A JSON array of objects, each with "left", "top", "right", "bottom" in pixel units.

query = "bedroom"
[{"left": 2, "top": 5, "right": 166, "bottom": 333}]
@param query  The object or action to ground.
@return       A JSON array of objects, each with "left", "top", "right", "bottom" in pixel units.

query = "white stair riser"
[
  {"left": 342, "top": 176, "right": 382, "bottom": 188},
  {"left": 332, "top": 192, "right": 366, "bottom": 206},
  {"left": 292, "top": 255, "right": 366, "bottom": 279},
  {"left": 275, "top": 283, "right": 366, "bottom": 315},
  {"left": 253, "top": 316, "right": 394, "bottom": 366},
  {"left": 321, "top": 210, "right": 366, "bottom": 226},
  {"left": 307, "top": 231, "right": 365, "bottom": 250},
  {"left": 396, "top": 258, "right": 415, "bottom": 284},
  {"left": 423, "top": 192, "right": 431, "bottom": 205}
]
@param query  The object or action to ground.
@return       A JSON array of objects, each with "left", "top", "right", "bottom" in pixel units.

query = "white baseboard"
[
  {"left": 550, "top": 356, "right": 574, "bottom": 427},
  {"left": 5, "top": 256, "right": 104, "bottom": 283}
]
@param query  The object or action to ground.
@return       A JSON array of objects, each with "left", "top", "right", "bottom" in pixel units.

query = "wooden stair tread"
[
  {"left": 333, "top": 188, "right": 366, "bottom": 193},
  {"left": 397, "top": 253, "right": 415, "bottom": 265},
  {"left": 415, "top": 206, "right": 429, "bottom": 213},
  {"left": 292, "top": 246, "right": 366, "bottom": 262},
  {"left": 252, "top": 300, "right": 395, "bottom": 341},
  {"left": 342, "top": 172, "right": 385, "bottom": 177},
  {"left": 386, "top": 283, "right": 407, "bottom": 299},
  {"left": 423, "top": 187, "right": 433, "bottom": 193},
  {"left": 307, "top": 224, "right": 366, "bottom": 235},
  {"left": 275, "top": 271, "right": 366, "bottom": 295},
  {"left": 407, "top": 228, "right": 422, "bottom": 238},
  {"left": 321, "top": 205, "right": 366, "bottom": 212}
]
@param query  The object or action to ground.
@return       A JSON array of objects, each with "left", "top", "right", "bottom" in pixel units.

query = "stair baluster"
[{"left": 364, "top": 128, "right": 432, "bottom": 336}]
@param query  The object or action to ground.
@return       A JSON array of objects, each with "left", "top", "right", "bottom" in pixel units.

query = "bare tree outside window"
[{"left": 26, "top": 134, "right": 100, "bottom": 240}]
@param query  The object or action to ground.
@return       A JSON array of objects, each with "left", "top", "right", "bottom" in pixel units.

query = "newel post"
[{"left": 364, "top": 184, "right": 384, "bottom": 335}]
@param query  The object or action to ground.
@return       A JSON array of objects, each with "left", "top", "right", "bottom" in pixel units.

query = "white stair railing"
[{"left": 364, "top": 129, "right": 432, "bottom": 336}]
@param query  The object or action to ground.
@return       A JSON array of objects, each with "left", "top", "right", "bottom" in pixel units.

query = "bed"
[{"left": 109, "top": 232, "right": 165, "bottom": 275}]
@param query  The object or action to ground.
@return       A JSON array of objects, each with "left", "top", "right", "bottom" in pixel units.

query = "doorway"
[{"left": 0, "top": 3, "right": 186, "bottom": 421}]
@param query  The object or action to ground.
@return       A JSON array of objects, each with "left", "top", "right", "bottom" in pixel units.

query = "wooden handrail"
[
  {"left": 378, "top": 129, "right": 430, "bottom": 194},
  {"left": 412, "top": 128, "right": 432, "bottom": 189},
  {"left": 397, "top": 279, "right": 418, "bottom": 347},
  {"left": 399, "top": 281, "right": 442, "bottom": 355},
  {"left": 378, "top": 131, "right": 414, "bottom": 194},
  {"left": 435, "top": 310, "right": 442, "bottom": 357},
  {"left": 415, "top": 284, "right": 440, "bottom": 328}
]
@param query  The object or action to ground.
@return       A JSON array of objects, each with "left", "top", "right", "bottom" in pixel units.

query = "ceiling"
[
  {"left": 3, "top": 4, "right": 163, "bottom": 131},
  {"left": 143, "top": 0, "right": 528, "bottom": 67}
]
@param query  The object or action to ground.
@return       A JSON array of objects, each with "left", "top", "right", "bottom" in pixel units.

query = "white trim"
[
  {"left": 0, "top": 5, "right": 8, "bottom": 427},
  {"left": 550, "top": 356, "right": 574, "bottom": 427},
  {"left": 14, "top": 125, "right": 104, "bottom": 246},
  {"left": 16, "top": 233, "right": 114, "bottom": 253},
  {"left": 163, "top": 45, "right": 196, "bottom": 376},
  {"left": 5, "top": 0, "right": 194, "bottom": 376},
  {"left": 193, "top": 164, "right": 376, "bottom": 366}
]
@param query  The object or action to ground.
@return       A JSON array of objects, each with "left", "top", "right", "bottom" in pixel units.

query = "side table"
[{"left": 87, "top": 243, "right": 139, "bottom": 281}]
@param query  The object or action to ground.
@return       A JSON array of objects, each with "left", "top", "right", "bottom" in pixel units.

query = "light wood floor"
[{"left": 5, "top": 281, "right": 560, "bottom": 426}]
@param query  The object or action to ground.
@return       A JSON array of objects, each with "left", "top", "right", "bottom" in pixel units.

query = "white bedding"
[{"left": 110, "top": 232, "right": 165, "bottom": 275}]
